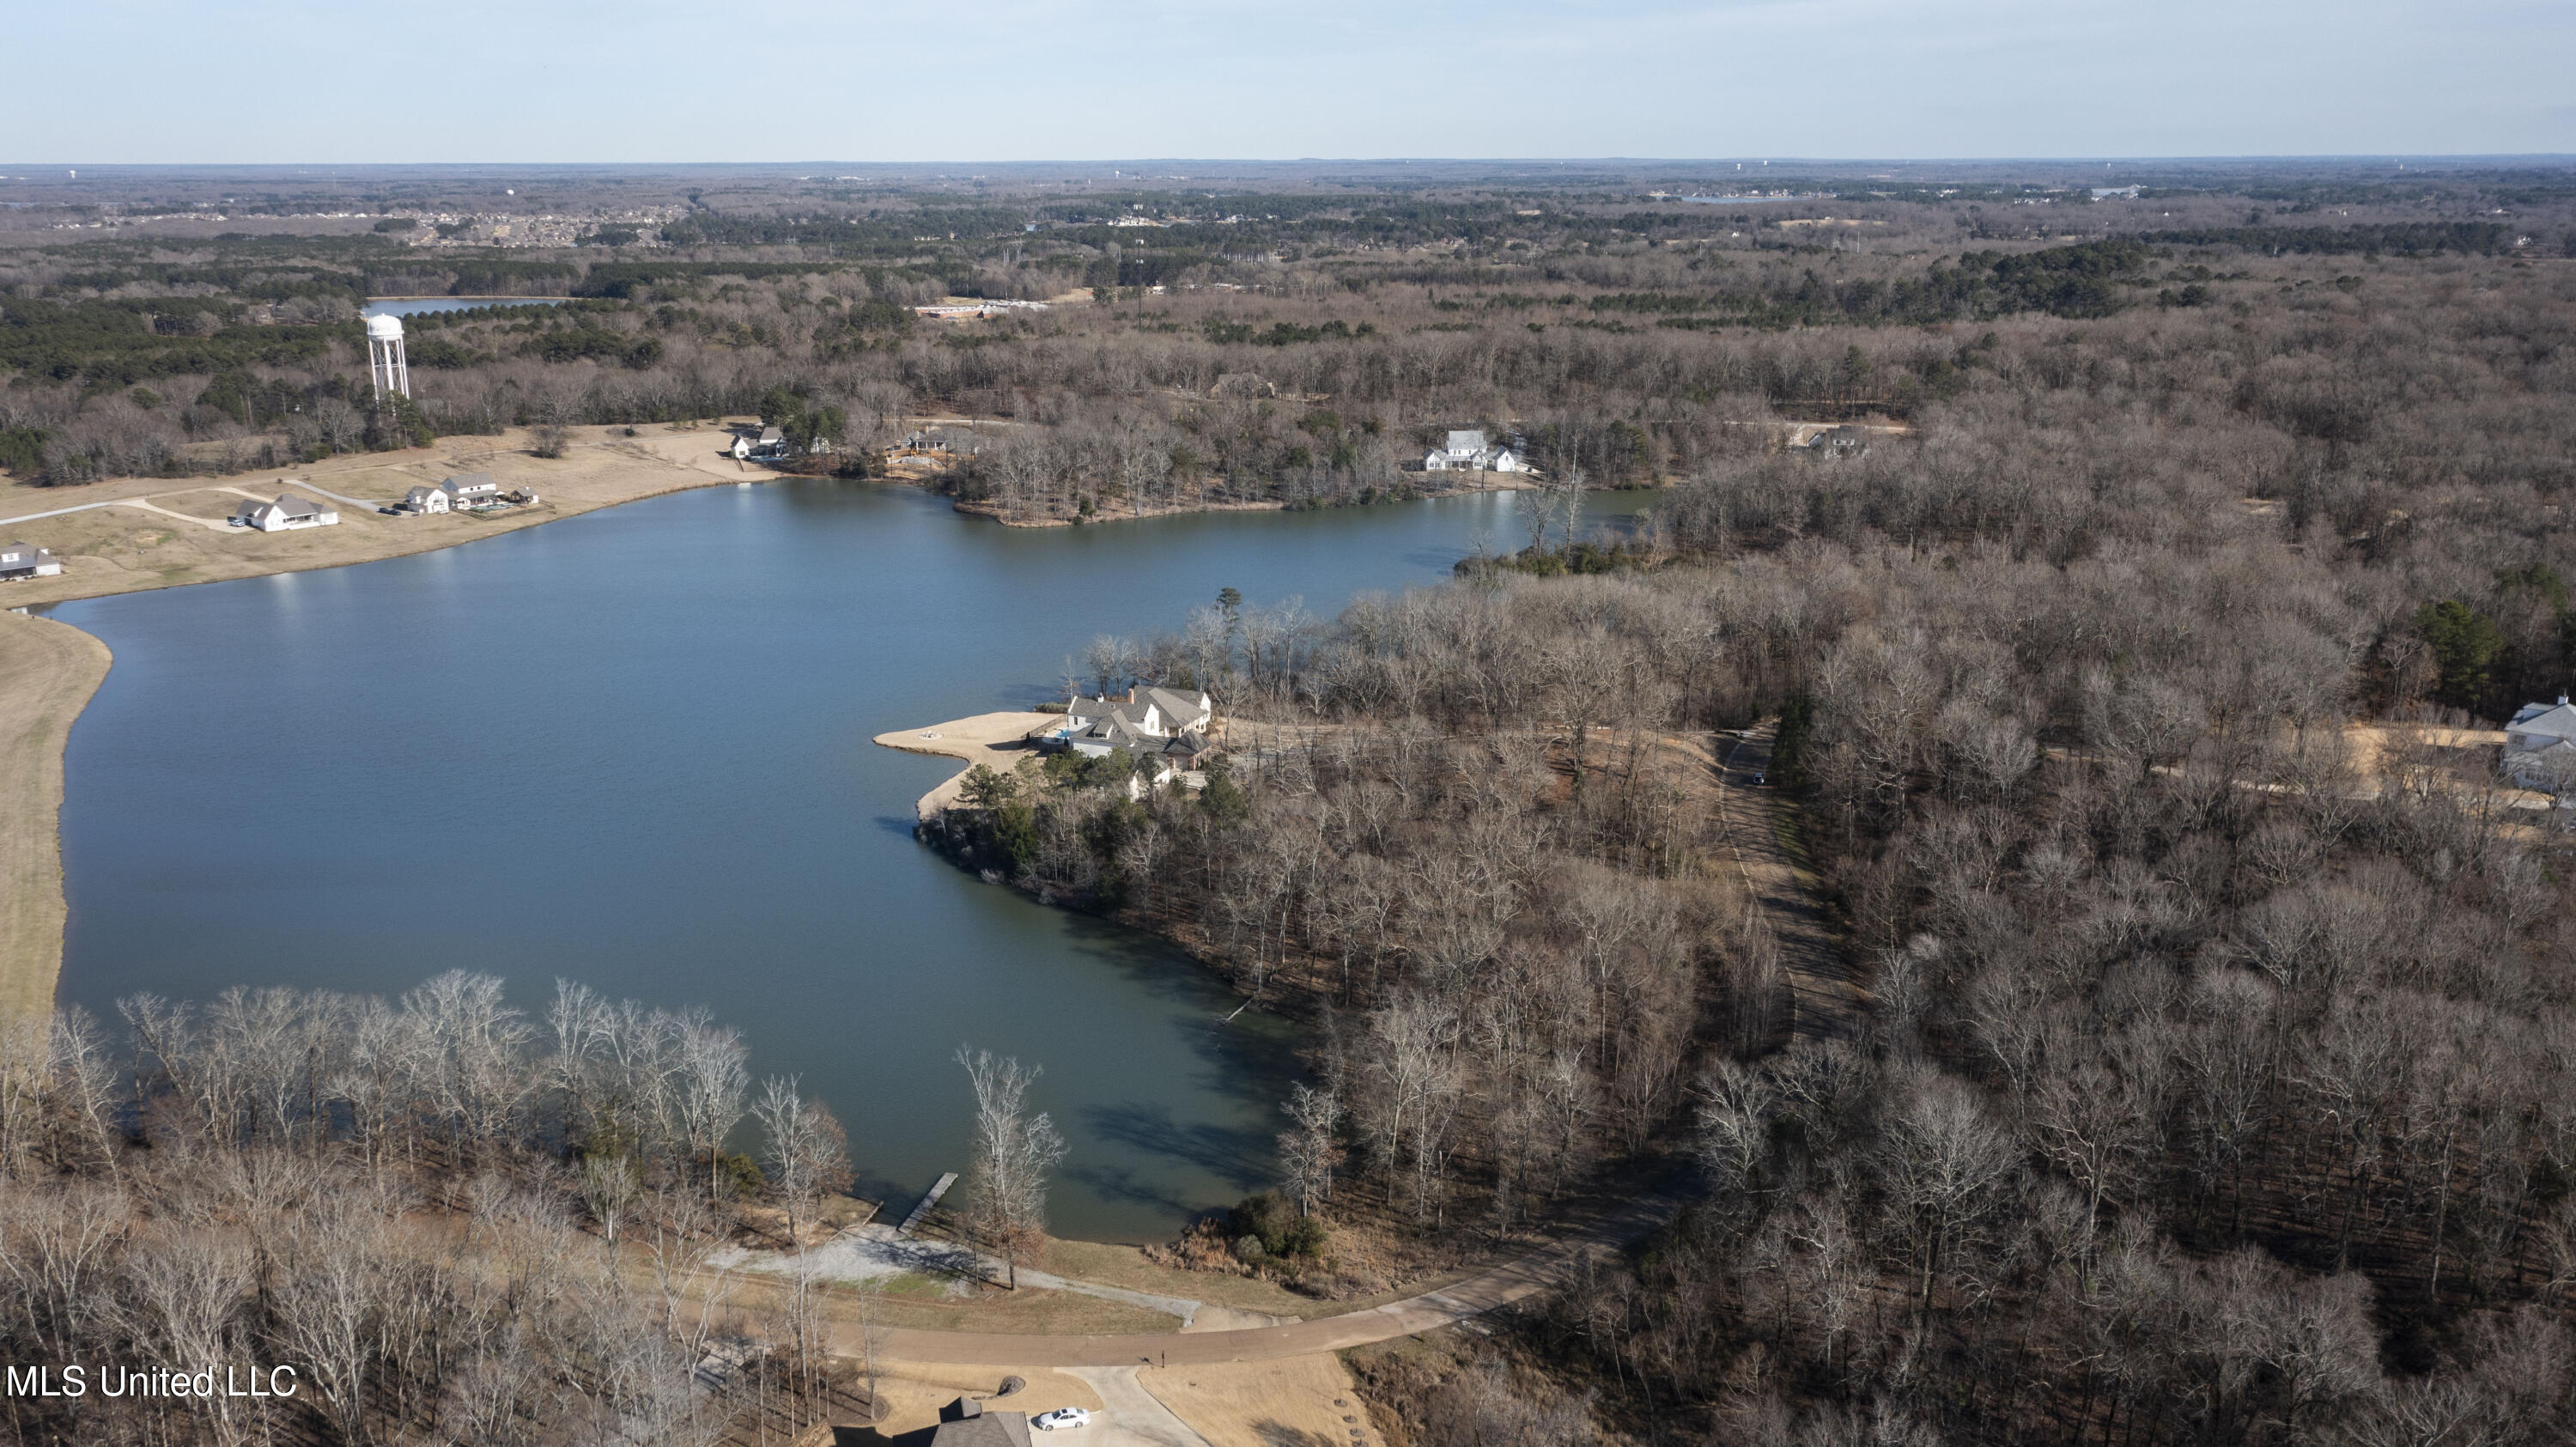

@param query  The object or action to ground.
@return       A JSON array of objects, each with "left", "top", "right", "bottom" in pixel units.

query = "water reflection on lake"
[{"left": 46, "top": 482, "right": 1658, "bottom": 1240}]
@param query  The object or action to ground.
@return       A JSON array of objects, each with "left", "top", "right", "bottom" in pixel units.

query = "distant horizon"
[
  {"left": 10, "top": 0, "right": 2570, "bottom": 163},
  {"left": 7, "top": 155, "right": 2576, "bottom": 170}
]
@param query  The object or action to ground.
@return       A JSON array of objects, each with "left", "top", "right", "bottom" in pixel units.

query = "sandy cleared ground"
[
  {"left": 839, "top": 1357, "right": 1372, "bottom": 1447},
  {"left": 0, "top": 611, "right": 111, "bottom": 1018},
  {"left": 873, "top": 713, "right": 1058, "bottom": 820},
  {"left": 1140, "top": 1357, "right": 1385, "bottom": 1447}
]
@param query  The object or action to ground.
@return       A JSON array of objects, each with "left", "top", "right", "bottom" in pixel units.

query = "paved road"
[
  {"left": 0, "top": 499, "right": 118, "bottom": 529},
  {"left": 859, "top": 1181, "right": 1686, "bottom": 1367}
]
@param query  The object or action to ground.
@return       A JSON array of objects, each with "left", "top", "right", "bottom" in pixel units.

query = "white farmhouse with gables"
[
  {"left": 1422, "top": 429, "right": 1528, "bottom": 473},
  {"left": 733, "top": 427, "right": 790, "bottom": 461},
  {"left": 441, "top": 472, "right": 501, "bottom": 508},
  {"left": 2504, "top": 696, "right": 2576, "bottom": 793}
]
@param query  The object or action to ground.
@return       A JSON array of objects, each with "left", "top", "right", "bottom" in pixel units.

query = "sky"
[{"left": 5, "top": 0, "right": 2572, "bottom": 162}]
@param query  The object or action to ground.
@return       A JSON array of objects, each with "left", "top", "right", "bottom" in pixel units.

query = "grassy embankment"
[{"left": 0, "top": 610, "right": 110, "bottom": 1018}]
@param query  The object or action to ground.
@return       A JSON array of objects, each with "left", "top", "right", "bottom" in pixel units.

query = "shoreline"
[
  {"left": 3, "top": 447, "right": 1563, "bottom": 1018},
  {"left": 0, "top": 611, "right": 112, "bottom": 1018},
  {"left": 940, "top": 470, "right": 1550, "bottom": 529},
  {"left": 871, "top": 712, "right": 1059, "bottom": 821},
  {"left": 0, "top": 420, "right": 787, "bottom": 1018}
]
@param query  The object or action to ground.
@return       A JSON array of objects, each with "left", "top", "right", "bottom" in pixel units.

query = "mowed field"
[{"left": 0, "top": 422, "right": 768, "bottom": 609}]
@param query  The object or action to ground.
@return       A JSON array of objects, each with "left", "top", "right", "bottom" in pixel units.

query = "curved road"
[{"left": 862, "top": 1181, "right": 1687, "bottom": 1365}]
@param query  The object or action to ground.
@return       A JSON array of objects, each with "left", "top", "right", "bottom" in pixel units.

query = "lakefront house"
[
  {"left": 2504, "top": 695, "right": 2576, "bottom": 793},
  {"left": 232, "top": 493, "right": 339, "bottom": 532},
  {"left": 733, "top": 426, "right": 792, "bottom": 462},
  {"left": 0, "top": 541, "right": 62, "bottom": 580},
  {"left": 1422, "top": 429, "right": 1528, "bottom": 473},
  {"left": 1030, "top": 685, "right": 1216, "bottom": 792}
]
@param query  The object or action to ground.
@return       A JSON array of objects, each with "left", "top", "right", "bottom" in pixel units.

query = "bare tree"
[
  {"left": 956, "top": 1047, "right": 1068, "bottom": 1289},
  {"left": 1277, "top": 1081, "right": 1344, "bottom": 1218},
  {"left": 677, "top": 1020, "right": 750, "bottom": 1200},
  {"left": 754, "top": 1074, "right": 851, "bottom": 1251}
]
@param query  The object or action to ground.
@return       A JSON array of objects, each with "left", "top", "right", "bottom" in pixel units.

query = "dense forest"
[
  {"left": 9, "top": 161, "right": 2576, "bottom": 1446},
  {"left": 909, "top": 175, "right": 2576, "bottom": 1442}
]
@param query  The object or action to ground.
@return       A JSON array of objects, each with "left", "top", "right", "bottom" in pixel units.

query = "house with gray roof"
[
  {"left": 1021, "top": 686, "right": 1216, "bottom": 797},
  {"left": 232, "top": 493, "right": 339, "bottom": 532},
  {"left": 440, "top": 472, "right": 501, "bottom": 508},
  {"left": 2505, "top": 696, "right": 2576, "bottom": 793},
  {"left": 0, "top": 541, "right": 62, "bottom": 581},
  {"left": 1041, "top": 686, "right": 1214, "bottom": 757},
  {"left": 926, "top": 1395, "right": 1031, "bottom": 1447},
  {"left": 733, "top": 426, "right": 791, "bottom": 462}
]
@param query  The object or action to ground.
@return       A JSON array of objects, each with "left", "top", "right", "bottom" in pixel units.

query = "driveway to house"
[
  {"left": 1064, "top": 1367, "right": 1213, "bottom": 1447},
  {"left": 112, "top": 498, "right": 238, "bottom": 532},
  {"left": 0, "top": 496, "right": 232, "bottom": 532}
]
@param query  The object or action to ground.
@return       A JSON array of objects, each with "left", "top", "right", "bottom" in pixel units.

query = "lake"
[{"left": 43, "top": 481, "right": 1655, "bottom": 1241}]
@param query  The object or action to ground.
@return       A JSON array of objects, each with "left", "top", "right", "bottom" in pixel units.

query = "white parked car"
[{"left": 1034, "top": 1407, "right": 1092, "bottom": 1432}]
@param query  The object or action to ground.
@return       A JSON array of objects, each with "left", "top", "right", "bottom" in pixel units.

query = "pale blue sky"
[{"left": 7, "top": 0, "right": 2570, "bottom": 161}]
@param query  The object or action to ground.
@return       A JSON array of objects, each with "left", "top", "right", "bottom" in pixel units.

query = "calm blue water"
[
  {"left": 44, "top": 483, "right": 1653, "bottom": 1240},
  {"left": 363, "top": 297, "right": 568, "bottom": 319}
]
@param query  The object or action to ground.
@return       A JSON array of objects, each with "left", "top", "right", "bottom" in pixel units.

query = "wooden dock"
[{"left": 898, "top": 1172, "right": 957, "bottom": 1237}]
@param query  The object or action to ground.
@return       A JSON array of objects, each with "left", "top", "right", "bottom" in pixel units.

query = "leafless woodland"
[
  {"left": 10, "top": 167, "right": 2576, "bottom": 1444},
  {"left": 0, "top": 976, "right": 864, "bottom": 1447}
]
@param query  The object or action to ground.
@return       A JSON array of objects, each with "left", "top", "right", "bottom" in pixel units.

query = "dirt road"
[
  {"left": 1667, "top": 721, "right": 1870, "bottom": 1041},
  {"left": 854, "top": 1181, "right": 1686, "bottom": 1367}
]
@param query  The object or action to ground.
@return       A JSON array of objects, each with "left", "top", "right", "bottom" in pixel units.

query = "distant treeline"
[{"left": 2139, "top": 221, "right": 2518, "bottom": 257}]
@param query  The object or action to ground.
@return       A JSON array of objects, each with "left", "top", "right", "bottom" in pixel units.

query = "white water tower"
[{"left": 365, "top": 313, "right": 410, "bottom": 401}]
